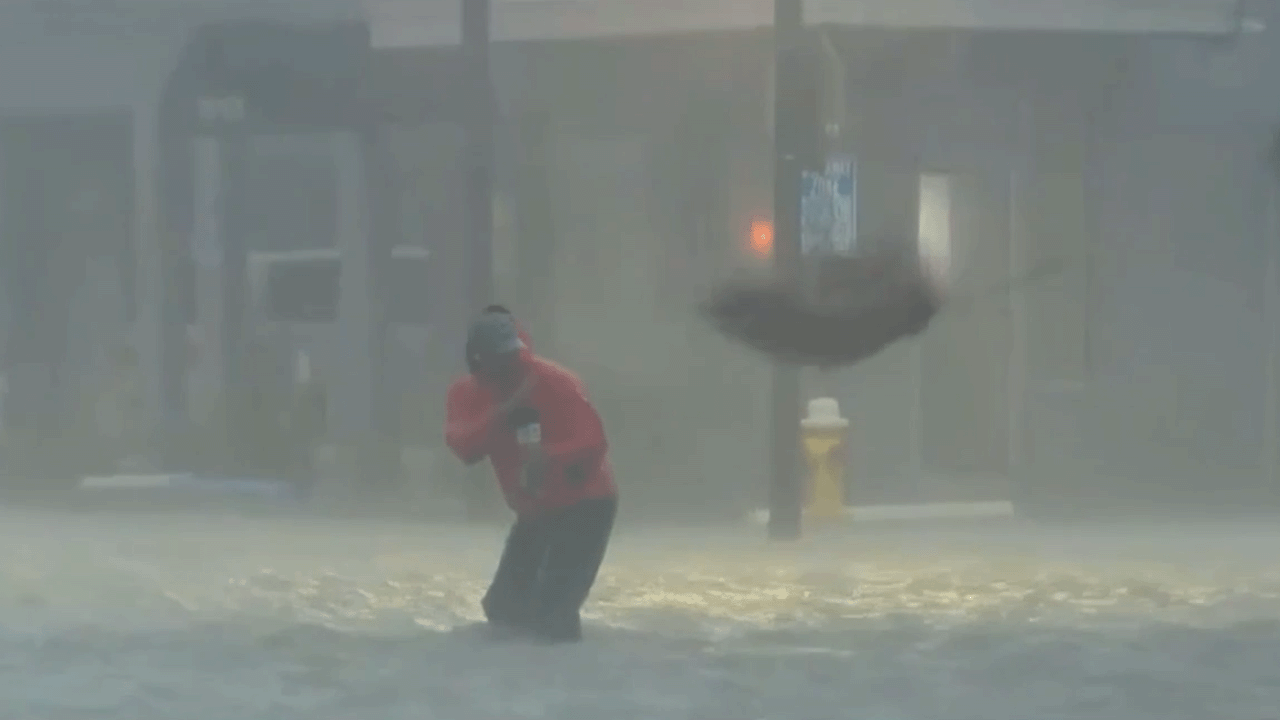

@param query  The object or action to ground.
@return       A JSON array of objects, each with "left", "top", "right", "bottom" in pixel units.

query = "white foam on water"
[{"left": 0, "top": 509, "right": 1276, "bottom": 720}]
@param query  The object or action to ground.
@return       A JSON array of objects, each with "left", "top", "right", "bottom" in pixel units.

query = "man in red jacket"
[{"left": 445, "top": 308, "right": 617, "bottom": 643}]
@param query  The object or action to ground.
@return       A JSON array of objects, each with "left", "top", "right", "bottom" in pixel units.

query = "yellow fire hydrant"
[{"left": 801, "top": 397, "right": 850, "bottom": 521}]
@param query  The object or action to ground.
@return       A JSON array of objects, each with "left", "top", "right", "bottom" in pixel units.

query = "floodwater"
[{"left": 1, "top": 510, "right": 1278, "bottom": 720}]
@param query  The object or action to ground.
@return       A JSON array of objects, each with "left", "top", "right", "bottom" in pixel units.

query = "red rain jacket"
[{"left": 444, "top": 341, "right": 616, "bottom": 517}]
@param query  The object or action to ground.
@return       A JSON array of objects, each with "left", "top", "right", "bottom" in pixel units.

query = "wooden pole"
[
  {"left": 767, "top": 0, "right": 805, "bottom": 540},
  {"left": 461, "top": 0, "right": 503, "bottom": 520},
  {"left": 463, "top": 0, "right": 495, "bottom": 314}
]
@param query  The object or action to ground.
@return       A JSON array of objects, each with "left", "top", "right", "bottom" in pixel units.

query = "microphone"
[{"left": 508, "top": 407, "right": 543, "bottom": 493}]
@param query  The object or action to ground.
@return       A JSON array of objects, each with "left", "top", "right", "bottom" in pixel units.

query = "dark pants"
[{"left": 482, "top": 495, "right": 617, "bottom": 643}]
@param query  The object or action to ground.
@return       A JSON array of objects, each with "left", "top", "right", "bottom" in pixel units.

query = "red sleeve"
[
  {"left": 444, "top": 377, "right": 494, "bottom": 465},
  {"left": 540, "top": 370, "right": 608, "bottom": 468}
]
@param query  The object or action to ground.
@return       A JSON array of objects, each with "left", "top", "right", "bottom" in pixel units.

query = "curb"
[{"left": 747, "top": 500, "right": 1016, "bottom": 525}]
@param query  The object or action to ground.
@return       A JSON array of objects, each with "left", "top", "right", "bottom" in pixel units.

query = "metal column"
[
  {"left": 218, "top": 133, "right": 251, "bottom": 469},
  {"left": 332, "top": 131, "right": 376, "bottom": 490},
  {"left": 329, "top": 128, "right": 400, "bottom": 498},
  {"left": 363, "top": 127, "right": 399, "bottom": 490},
  {"left": 188, "top": 118, "right": 249, "bottom": 472},
  {"left": 135, "top": 103, "right": 187, "bottom": 469},
  {"left": 1007, "top": 96, "right": 1032, "bottom": 486},
  {"left": 190, "top": 137, "right": 223, "bottom": 428},
  {"left": 1265, "top": 179, "right": 1279, "bottom": 490},
  {"left": 332, "top": 129, "right": 401, "bottom": 495}
]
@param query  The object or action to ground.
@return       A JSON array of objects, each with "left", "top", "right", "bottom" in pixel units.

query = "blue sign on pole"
[{"left": 801, "top": 155, "right": 857, "bottom": 256}]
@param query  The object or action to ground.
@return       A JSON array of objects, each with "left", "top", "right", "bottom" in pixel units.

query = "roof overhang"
[{"left": 369, "top": 0, "right": 1243, "bottom": 48}]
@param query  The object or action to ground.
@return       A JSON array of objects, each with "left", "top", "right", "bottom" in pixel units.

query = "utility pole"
[
  {"left": 462, "top": 0, "right": 495, "bottom": 314},
  {"left": 461, "top": 0, "right": 505, "bottom": 521},
  {"left": 768, "top": 0, "right": 806, "bottom": 541}
]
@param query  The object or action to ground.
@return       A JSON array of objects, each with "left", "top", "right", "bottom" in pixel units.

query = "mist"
[{"left": 0, "top": 0, "right": 1277, "bottom": 717}]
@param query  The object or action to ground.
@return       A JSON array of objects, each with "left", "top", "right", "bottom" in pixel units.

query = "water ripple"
[{"left": 0, "top": 513, "right": 1276, "bottom": 719}]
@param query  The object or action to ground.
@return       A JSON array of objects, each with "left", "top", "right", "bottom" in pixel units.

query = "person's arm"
[
  {"left": 444, "top": 379, "right": 494, "bottom": 465},
  {"left": 539, "top": 373, "right": 608, "bottom": 474},
  {"left": 445, "top": 374, "right": 539, "bottom": 465}
]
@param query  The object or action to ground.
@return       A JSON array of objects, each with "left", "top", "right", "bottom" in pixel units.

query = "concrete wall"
[
  {"left": 0, "top": 14, "right": 185, "bottom": 470},
  {"left": 5, "top": 3, "right": 1275, "bottom": 514},
  {"left": 1031, "top": 5, "right": 1280, "bottom": 513},
  {"left": 0, "top": 18, "right": 180, "bottom": 112},
  {"left": 808, "top": 32, "right": 1123, "bottom": 508},
  {"left": 821, "top": 22, "right": 1280, "bottom": 514},
  {"left": 484, "top": 21, "right": 1280, "bottom": 518}
]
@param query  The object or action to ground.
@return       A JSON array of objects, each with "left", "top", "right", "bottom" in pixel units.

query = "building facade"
[{"left": 0, "top": 0, "right": 1271, "bottom": 517}]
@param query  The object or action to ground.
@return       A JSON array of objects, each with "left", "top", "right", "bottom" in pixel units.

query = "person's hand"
[
  {"left": 483, "top": 375, "right": 536, "bottom": 440},
  {"left": 524, "top": 443, "right": 547, "bottom": 472},
  {"left": 494, "top": 374, "right": 537, "bottom": 419}
]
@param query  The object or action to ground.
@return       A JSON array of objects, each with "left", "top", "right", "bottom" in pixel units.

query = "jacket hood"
[
  {"left": 481, "top": 304, "right": 533, "bottom": 352},
  {"left": 470, "top": 315, "right": 536, "bottom": 388},
  {"left": 514, "top": 323, "right": 535, "bottom": 369}
]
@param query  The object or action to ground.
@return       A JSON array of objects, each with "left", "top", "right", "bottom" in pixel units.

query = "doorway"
[{"left": 916, "top": 169, "right": 1014, "bottom": 502}]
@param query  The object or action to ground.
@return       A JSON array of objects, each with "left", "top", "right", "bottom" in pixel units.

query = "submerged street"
[{"left": 0, "top": 510, "right": 1275, "bottom": 720}]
